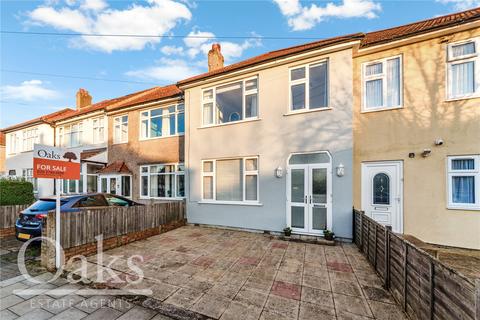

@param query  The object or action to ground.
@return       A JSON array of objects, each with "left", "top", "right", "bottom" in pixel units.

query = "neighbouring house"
[
  {"left": 178, "top": 35, "right": 363, "bottom": 240},
  {"left": 0, "top": 132, "right": 6, "bottom": 175},
  {"left": 100, "top": 85, "right": 184, "bottom": 201},
  {"left": 2, "top": 108, "right": 76, "bottom": 197},
  {"left": 353, "top": 8, "right": 480, "bottom": 249}
]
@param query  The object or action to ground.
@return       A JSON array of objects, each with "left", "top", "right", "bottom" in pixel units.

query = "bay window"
[
  {"left": 447, "top": 155, "right": 480, "bottom": 210},
  {"left": 289, "top": 60, "right": 328, "bottom": 112},
  {"left": 140, "top": 164, "right": 184, "bottom": 199},
  {"left": 92, "top": 117, "right": 105, "bottom": 144},
  {"left": 114, "top": 115, "right": 128, "bottom": 144},
  {"left": 140, "top": 104, "right": 184, "bottom": 139},
  {"left": 202, "top": 157, "right": 259, "bottom": 203},
  {"left": 362, "top": 56, "right": 402, "bottom": 111},
  {"left": 202, "top": 77, "right": 258, "bottom": 126},
  {"left": 59, "top": 122, "right": 83, "bottom": 147},
  {"left": 447, "top": 38, "right": 479, "bottom": 99}
]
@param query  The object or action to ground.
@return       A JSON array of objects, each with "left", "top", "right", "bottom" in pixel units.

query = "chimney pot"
[
  {"left": 208, "top": 43, "right": 224, "bottom": 72},
  {"left": 76, "top": 88, "right": 92, "bottom": 110}
]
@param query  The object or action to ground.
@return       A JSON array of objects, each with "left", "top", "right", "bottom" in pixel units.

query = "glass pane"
[
  {"left": 141, "top": 119, "right": 149, "bottom": 138},
  {"left": 451, "top": 62, "right": 475, "bottom": 96},
  {"left": 87, "top": 164, "right": 103, "bottom": 174},
  {"left": 150, "top": 174, "right": 174, "bottom": 197},
  {"left": 169, "top": 114, "right": 176, "bottom": 135},
  {"left": 69, "top": 180, "right": 76, "bottom": 193},
  {"left": 151, "top": 108, "right": 164, "bottom": 117},
  {"left": 312, "top": 168, "right": 327, "bottom": 203},
  {"left": 291, "top": 67, "right": 305, "bottom": 81},
  {"left": 309, "top": 62, "right": 328, "bottom": 109},
  {"left": 386, "top": 58, "right": 401, "bottom": 107},
  {"left": 79, "top": 175, "right": 84, "bottom": 193},
  {"left": 245, "top": 158, "right": 258, "bottom": 171},
  {"left": 245, "top": 94, "right": 258, "bottom": 118},
  {"left": 452, "top": 159, "right": 475, "bottom": 170},
  {"left": 177, "top": 174, "right": 185, "bottom": 197},
  {"left": 312, "top": 207, "right": 327, "bottom": 230},
  {"left": 452, "top": 42, "right": 476, "bottom": 57},
  {"left": 452, "top": 176, "right": 475, "bottom": 204},
  {"left": 203, "top": 89, "right": 213, "bottom": 100},
  {"left": 101, "top": 178, "right": 108, "bottom": 193},
  {"left": 203, "top": 176, "right": 213, "bottom": 199},
  {"left": 177, "top": 112, "right": 185, "bottom": 134},
  {"left": 141, "top": 167, "right": 148, "bottom": 173},
  {"left": 291, "top": 169, "right": 305, "bottom": 203},
  {"left": 366, "top": 79, "right": 383, "bottom": 108},
  {"left": 122, "top": 115, "right": 128, "bottom": 123},
  {"left": 216, "top": 82, "right": 243, "bottom": 124},
  {"left": 150, "top": 116, "right": 163, "bottom": 137},
  {"left": 177, "top": 164, "right": 185, "bottom": 171},
  {"left": 289, "top": 152, "right": 330, "bottom": 165},
  {"left": 216, "top": 159, "right": 243, "bottom": 201},
  {"left": 203, "top": 103, "right": 213, "bottom": 125},
  {"left": 141, "top": 176, "right": 148, "bottom": 196},
  {"left": 373, "top": 173, "right": 390, "bottom": 205},
  {"left": 366, "top": 62, "right": 383, "bottom": 76},
  {"left": 203, "top": 161, "right": 213, "bottom": 172},
  {"left": 245, "top": 78, "right": 258, "bottom": 91},
  {"left": 291, "top": 83, "right": 306, "bottom": 110},
  {"left": 245, "top": 175, "right": 257, "bottom": 201},
  {"left": 122, "top": 176, "right": 131, "bottom": 197},
  {"left": 110, "top": 178, "right": 117, "bottom": 195},
  {"left": 291, "top": 206, "right": 304, "bottom": 228},
  {"left": 177, "top": 104, "right": 184, "bottom": 111},
  {"left": 87, "top": 175, "right": 97, "bottom": 193}
]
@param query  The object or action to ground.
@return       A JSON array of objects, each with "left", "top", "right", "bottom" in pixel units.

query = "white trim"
[
  {"left": 446, "top": 155, "right": 480, "bottom": 211},
  {"left": 361, "top": 54, "right": 403, "bottom": 112},
  {"left": 198, "top": 200, "right": 263, "bottom": 206}
]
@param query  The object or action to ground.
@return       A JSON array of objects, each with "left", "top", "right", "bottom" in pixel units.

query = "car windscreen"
[{"left": 27, "top": 200, "right": 67, "bottom": 212}]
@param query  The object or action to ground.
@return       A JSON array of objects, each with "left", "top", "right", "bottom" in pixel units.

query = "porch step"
[{"left": 276, "top": 234, "right": 335, "bottom": 246}]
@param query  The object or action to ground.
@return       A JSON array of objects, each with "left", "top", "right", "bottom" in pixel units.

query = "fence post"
[
  {"left": 429, "top": 259, "right": 435, "bottom": 320},
  {"left": 403, "top": 242, "right": 408, "bottom": 311},
  {"left": 373, "top": 224, "right": 377, "bottom": 270},
  {"left": 360, "top": 212, "right": 364, "bottom": 251},
  {"left": 475, "top": 278, "right": 480, "bottom": 320},
  {"left": 352, "top": 208, "right": 356, "bottom": 245},
  {"left": 384, "top": 228, "right": 390, "bottom": 289}
]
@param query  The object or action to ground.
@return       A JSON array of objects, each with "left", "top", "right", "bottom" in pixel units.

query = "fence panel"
[
  {"left": 352, "top": 209, "right": 478, "bottom": 320},
  {"left": 0, "top": 204, "right": 30, "bottom": 229}
]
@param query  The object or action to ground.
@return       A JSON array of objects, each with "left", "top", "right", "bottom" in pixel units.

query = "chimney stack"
[
  {"left": 208, "top": 43, "right": 224, "bottom": 72},
  {"left": 76, "top": 88, "right": 92, "bottom": 110}
]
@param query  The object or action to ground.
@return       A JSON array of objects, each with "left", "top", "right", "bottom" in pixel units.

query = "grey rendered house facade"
[{"left": 179, "top": 35, "right": 362, "bottom": 240}]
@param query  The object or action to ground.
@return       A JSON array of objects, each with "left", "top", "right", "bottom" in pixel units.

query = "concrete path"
[{"left": 72, "top": 226, "right": 408, "bottom": 320}]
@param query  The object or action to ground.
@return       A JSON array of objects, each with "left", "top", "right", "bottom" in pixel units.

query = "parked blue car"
[{"left": 15, "top": 193, "right": 143, "bottom": 241}]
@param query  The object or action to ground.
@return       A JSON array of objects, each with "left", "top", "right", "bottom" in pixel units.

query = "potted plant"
[
  {"left": 283, "top": 227, "right": 292, "bottom": 237},
  {"left": 323, "top": 229, "right": 334, "bottom": 241}
]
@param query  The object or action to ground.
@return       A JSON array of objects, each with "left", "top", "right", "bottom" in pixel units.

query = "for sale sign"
[{"left": 33, "top": 144, "right": 80, "bottom": 180}]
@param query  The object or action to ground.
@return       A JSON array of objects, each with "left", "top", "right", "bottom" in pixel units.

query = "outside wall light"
[
  {"left": 336, "top": 163, "right": 345, "bottom": 177},
  {"left": 275, "top": 167, "right": 283, "bottom": 178},
  {"left": 422, "top": 149, "right": 432, "bottom": 158}
]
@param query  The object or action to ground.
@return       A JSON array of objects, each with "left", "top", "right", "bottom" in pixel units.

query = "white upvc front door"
[
  {"left": 99, "top": 175, "right": 131, "bottom": 198},
  {"left": 287, "top": 163, "right": 332, "bottom": 235},
  {"left": 361, "top": 161, "right": 403, "bottom": 233}
]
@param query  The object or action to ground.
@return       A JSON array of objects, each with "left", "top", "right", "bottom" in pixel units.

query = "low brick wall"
[{"left": 0, "top": 227, "right": 15, "bottom": 238}]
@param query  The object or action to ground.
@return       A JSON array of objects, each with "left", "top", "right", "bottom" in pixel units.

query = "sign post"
[{"left": 33, "top": 144, "right": 80, "bottom": 269}]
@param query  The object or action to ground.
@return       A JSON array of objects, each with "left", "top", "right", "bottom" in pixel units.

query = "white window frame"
[
  {"left": 361, "top": 55, "right": 403, "bottom": 112},
  {"left": 22, "top": 128, "right": 39, "bottom": 152},
  {"left": 201, "top": 156, "right": 260, "bottom": 205},
  {"left": 59, "top": 122, "right": 83, "bottom": 147},
  {"left": 8, "top": 133, "right": 20, "bottom": 154},
  {"left": 92, "top": 117, "right": 105, "bottom": 144},
  {"left": 113, "top": 115, "right": 128, "bottom": 144},
  {"left": 139, "top": 163, "right": 185, "bottom": 200},
  {"left": 201, "top": 76, "right": 259, "bottom": 127},
  {"left": 446, "top": 155, "right": 480, "bottom": 210},
  {"left": 139, "top": 104, "right": 184, "bottom": 140},
  {"left": 288, "top": 59, "right": 329, "bottom": 113},
  {"left": 446, "top": 38, "right": 480, "bottom": 100}
]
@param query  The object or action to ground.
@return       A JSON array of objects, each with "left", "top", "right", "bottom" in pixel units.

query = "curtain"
[
  {"left": 216, "top": 159, "right": 243, "bottom": 201},
  {"left": 452, "top": 159, "right": 475, "bottom": 170},
  {"left": 451, "top": 61, "right": 474, "bottom": 96},
  {"left": 366, "top": 79, "right": 383, "bottom": 108},
  {"left": 452, "top": 42, "right": 475, "bottom": 57},
  {"left": 387, "top": 58, "right": 401, "bottom": 107},
  {"left": 452, "top": 176, "right": 475, "bottom": 204},
  {"left": 366, "top": 62, "right": 382, "bottom": 76}
]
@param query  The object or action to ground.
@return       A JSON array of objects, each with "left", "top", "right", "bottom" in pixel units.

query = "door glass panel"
[
  {"left": 110, "top": 178, "right": 117, "bottom": 195},
  {"left": 312, "top": 168, "right": 327, "bottom": 203},
  {"left": 122, "top": 176, "right": 131, "bottom": 197},
  {"left": 291, "top": 206, "right": 305, "bottom": 228},
  {"left": 312, "top": 207, "right": 327, "bottom": 230},
  {"left": 101, "top": 178, "right": 107, "bottom": 193},
  {"left": 373, "top": 173, "right": 390, "bottom": 205},
  {"left": 291, "top": 169, "right": 305, "bottom": 203}
]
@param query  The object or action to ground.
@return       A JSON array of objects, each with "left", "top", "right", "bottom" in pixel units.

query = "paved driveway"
[{"left": 79, "top": 226, "right": 407, "bottom": 320}]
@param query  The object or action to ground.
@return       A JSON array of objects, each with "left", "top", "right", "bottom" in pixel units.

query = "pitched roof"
[
  {"left": 177, "top": 33, "right": 364, "bottom": 86},
  {"left": 107, "top": 85, "right": 182, "bottom": 111},
  {"left": 80, "top": 147, "right": 107, "bottom": 160},
  {"left": 362, "top": 7, "right": 480, "bottom": 48},
  {"left": 1, "top": 108, "right": 75, "bottom": 132},
  {"left": 97, "top": 161, "right": 132, "bottom": 174}
]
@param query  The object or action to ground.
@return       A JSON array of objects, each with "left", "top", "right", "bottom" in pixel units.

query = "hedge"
[{"left": 0, "top": 179, "right": 35, "bottom": 205}]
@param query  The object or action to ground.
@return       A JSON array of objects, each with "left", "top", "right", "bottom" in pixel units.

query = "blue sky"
[{"left": 0, "top": 0, "right": 476, "bottom": 128}]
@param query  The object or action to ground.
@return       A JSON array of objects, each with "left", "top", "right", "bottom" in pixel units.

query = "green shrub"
[{"left": 0, "top": 179, "right": 35, "bottom": 205}]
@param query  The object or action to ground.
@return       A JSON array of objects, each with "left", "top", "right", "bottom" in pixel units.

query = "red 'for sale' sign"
[{"left": 33, "top": 144, "right": 80, "bottom": 180}]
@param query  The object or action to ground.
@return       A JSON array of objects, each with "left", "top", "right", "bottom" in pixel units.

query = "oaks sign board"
[{"left": 33, "top": 144, "right": 80, "bottom": 180}]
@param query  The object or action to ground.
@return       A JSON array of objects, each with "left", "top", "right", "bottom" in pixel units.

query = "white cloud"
[
  {"left": 273, "top": 0, "right": 382, "bottom": 31},
  {"left": 125, "top": 58, "right": 201, "bottom": 82},
  {"left": 161, "top": 45, "right": 185, "bottom": 55},
  {"left": 437, "top": 0, "right": 480, "bottom": 10},
  {"left": 0, "top": 80, "right": 60, "bottom": 102},
  {"left": 27, "top": 0, "right": 192, "bottom": 52}
]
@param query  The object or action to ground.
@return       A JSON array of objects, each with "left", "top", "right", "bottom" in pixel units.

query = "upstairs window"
[
  {"left": 447, "top": 155, "right": 480, "bottom": 210},
  {"left": 202, "top": 77, "right": 258, "bottom": 126},
  {"left": 92, "top": 117, "right": 105, "bottom": 144},
  {"left": 113, "top": 115, "right": 128, "bottom": 144},
  {"left": 22, "top": 128, "right": 39, "bottom": 152},
  {"left": 140, "top": 104, "right": 184, "bottom": 139},
  {"left": 59, "top": 122, "right": 83, "bottom": 147},
  {"left": 8, "top": 133, "right": 20, "bottom": 154},
  {"left": 362, "top": 56, "right": 402, "bottom": 111},
  {"left": 289, "top": 60, "right": 328, "bottom": 112},
  {"left": 447, "top": 39, "right": 479, "bottom": 99}
]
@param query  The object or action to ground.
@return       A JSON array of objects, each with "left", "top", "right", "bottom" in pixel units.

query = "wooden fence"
[
  {"left": 0, "top": 204, "right": 30, "bottom": 229},
  {"left": 353, "top": 209, "right": 480, "bottom": 320}
]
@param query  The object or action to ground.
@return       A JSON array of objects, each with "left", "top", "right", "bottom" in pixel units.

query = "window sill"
[
  {"left": 112, "top": 141, "right": 128, "bottom": 145},
  {"left": 198, "top": 200, "right": 263, "bottom": 206},
  {"left": 139, "top": 133, "right": 184, "bottom": 141},
  {"left": 284, "top": 107, "right": 332, "bottom": 116},
  {"left": 445, "top": 94, "right": 480, "bottom": 102},
  {"left": 140, "top": 196, "right": 185, "bottom": 201},
  {"left": 198, "top": 118, "right": 261, "bottom": 129},
  {"left": 361, "top": 106, "right": 403, "bottom": 114},
  {"left": 447, "top": 205, "right": 480, "bottom": 211}
]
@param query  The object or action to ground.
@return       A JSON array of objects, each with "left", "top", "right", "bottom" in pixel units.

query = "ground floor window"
[
  {"left": 140, "top": 163, "right": 184, "bottom": 199},
  {"left": 86, "top": 164, "right": 103, "bottom": 193},
  {"left": 202, "top": 157, "right": 258, "bottom": 202},
  {"left": 22, "top": 168, "right": 38, "bottom": 192},
  {"left": 447, "top": 155, "right": 480, "bottom": 210}
]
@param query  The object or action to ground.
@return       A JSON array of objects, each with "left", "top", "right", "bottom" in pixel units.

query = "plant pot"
[
  {"left": 324, "top": 234, "right": 334, "bottom": 241},
  {"left": 284, "top": 232, "right": 292, "bottom": 237}
]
